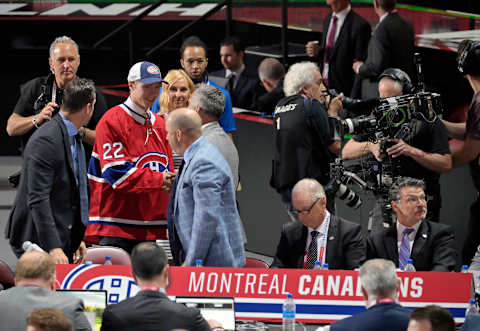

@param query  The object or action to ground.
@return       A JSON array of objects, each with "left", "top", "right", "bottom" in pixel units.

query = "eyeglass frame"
[{"left": 292, "top": 197, "right": 321, "bottom": 216}]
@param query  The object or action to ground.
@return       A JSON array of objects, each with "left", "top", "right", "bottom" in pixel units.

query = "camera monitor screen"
[
  {"left": 175, "top": 296, "right": 236, "bottom": 331},
  {"left": 57, "top": 289, "right": 107, "bottom": 331}
]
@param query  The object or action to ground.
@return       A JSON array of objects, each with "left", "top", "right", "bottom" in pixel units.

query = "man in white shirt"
[
  {"left": 211, "top": 36, "right": 263, "bottom": 110},
  {"left": 366, "top": 177, "right": 458, "bottom": 271},
  {"left": 306, "top": 0, "right": 371, "bottom": 97}
]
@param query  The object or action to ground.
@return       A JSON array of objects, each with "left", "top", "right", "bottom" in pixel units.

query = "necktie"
[
  {"left": 75, "top": 134, "right": 89, "bottom": 226},
  {"left": 325, "top": 15, "right": 338, "bottom": 63},
  {"left": 226, "top": 73, "right": 235, "bottom": 95},
  {"left": 398, "top": 228, "right": 414, "bottom": 269},
  {"left": 306, "top": 231, "right": 319, "bottom": 269}
]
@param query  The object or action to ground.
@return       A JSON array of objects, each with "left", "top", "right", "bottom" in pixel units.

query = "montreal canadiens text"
[{"left": 188, "top": 272, "right": 423, "bottom": 298}]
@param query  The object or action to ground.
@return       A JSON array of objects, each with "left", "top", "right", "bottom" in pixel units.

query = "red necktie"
[
  {"left": 323, "top": 15, "right": 338, "bottom": 86},
  {"left": 325, "top": 15, "right": 338, "bottom": 62}
]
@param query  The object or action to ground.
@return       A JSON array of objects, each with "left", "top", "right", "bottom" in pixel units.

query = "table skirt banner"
[{"left": 56, "top": 265, "right": 472, "bottom": 324}]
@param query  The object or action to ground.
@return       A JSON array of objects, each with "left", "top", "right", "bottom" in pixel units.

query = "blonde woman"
[
  {"left": 159, "top": 69, "right": 194, "bottom": 115},
  {"left": 158, "top": 70, "right": 194, "bottom": 169}
]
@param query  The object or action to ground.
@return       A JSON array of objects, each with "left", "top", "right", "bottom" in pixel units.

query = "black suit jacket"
[
  {"left": 330, "top": 302, "right": 410, "bottom": 331},
  {"left": 211, "top": 68, "right": 264, "bottom": 110},
  {"left": 5, "top": 114, "right": 85, "bottom": 260},
  {"left": 358, "top": 12, "right": 415, "bottom": 99},
  {"left": 367, "top": 220, "right": 458, "bottom": 272},
  {"left": 319, "top": 10, "right": 371, "bottom": 97},
  {"left": 256, "top": 79, "right": 285, "bottom": 115},
  {"left": 271, "top": 216, "right": 365, "bottom": 270},
  {"left": 100, "top": 290, "right": 210, "bottom": 331}
]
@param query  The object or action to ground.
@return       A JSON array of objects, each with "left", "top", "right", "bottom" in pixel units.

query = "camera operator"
[
  {"left": 271, "top": 61, "right": 343, "bottom": 219},
  {"left": 341, "top": 68, "right": 451, "bottom": 229},
  {"left": 442, "top": 40, "right": 480, "bottom": 265},
  {"left": 6, "top": 36, "right": 107, "bottom": 161}
]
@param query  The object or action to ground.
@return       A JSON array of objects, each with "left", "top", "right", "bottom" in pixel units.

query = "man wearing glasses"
[
  {"left": 271, "top": 178, "right": 365, "bottom": 270},
  {"left": 367, "top": 177, "right": 457, "bottom": 271}
]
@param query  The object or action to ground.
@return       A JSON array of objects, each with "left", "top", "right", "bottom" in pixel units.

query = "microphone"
[{"left": 22, "top": 241, "right": 45, "bottom": 253}]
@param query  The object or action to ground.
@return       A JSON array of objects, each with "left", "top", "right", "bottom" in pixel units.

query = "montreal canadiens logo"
[
  {"left": 60, "top": 264, "right": 140, "bottom": 304},
  {"left": 147, "top": 65, "right": 160, "bottom": 75},
  {"left": 135, "top": 152, "right": 169, "bottom": 172}
]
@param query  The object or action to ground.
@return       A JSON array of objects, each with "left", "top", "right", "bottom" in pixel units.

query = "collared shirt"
[
  {"left": 226, "top": 64, "right": 246, "bottom": 90},
  {"left": 326, "top": 5, "right": 351, "bottom": 45},
  {"left": 178, "top": 136, "right": 204, "bottom": 185},
  {"left": 123, "top": 97, "right": 151, "bottom": 125},
  {"left": 396, "top": 220, "right": 422, "bottom": 254},
  {"left": 59, "top": 112, "right": 80, "bottom": 183},
  {"left": 378, "top": 12, "right": 389, "bottom": 24},
  {"left": 323, "top": 6, "right": 350, "bottom": 79},
  {"left": 305, "top": 211, "right": 331, "bottom": 265}
]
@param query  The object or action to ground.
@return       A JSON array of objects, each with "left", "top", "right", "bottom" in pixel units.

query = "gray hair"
[
  {"left": 292, "top": 178, "right": 326, "bottom": 203},
  {"left": 49, "top": 36, "right": 79, "bottom": 58},
  {"left": 191, "top": 84, "right": 225, "bottom": 121},
  {"left": 359, "top": 259, "right": 398, "bottom": 299},
  {"left": 258, "top": 58, "right": 285, "bottom": 82},
  {"left": 283, "top": 62, "right": 319, "bottom": 96},
  {"left": 379, "top": 76, "right": 403, "bottom": 95},
  {"left": 389, "top": 177, "right": 426, "bottom": 203}
]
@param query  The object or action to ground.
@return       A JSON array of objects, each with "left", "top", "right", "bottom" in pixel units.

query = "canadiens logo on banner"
[
  {"left": 58, "top": 264, "right": 140, "bottom": 304},
  {"left": 135, "top": 152, "right": 169, "bottom": 172}
]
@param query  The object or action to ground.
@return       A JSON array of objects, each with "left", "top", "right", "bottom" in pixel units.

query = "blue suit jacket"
[
  {"left": 167, "top": 137, "right": 245, "bottom": 267},
  {"left": 330, "top": 302, "right": 410, "bottom": 331}
]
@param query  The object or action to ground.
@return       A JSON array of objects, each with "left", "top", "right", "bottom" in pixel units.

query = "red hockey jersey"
[{"left": 85, "top": 99, "right": 173, "bottom": 242}]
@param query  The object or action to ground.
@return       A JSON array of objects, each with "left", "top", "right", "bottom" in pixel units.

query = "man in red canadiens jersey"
[{"left": 85, "top": 61, "right": 175, "bottom": 253}]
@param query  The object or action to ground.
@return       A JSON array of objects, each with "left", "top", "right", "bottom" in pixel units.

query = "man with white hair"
[
  {"left": 328, "top": 258, "right": 410, "bottom": 331},
  {"left": 271, "top": 61, "right": 342, "bottom": 215}
]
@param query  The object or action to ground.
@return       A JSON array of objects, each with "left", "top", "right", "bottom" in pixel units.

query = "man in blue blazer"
[
  {"left": 166, "top": 108, "right": 245, "bottom": 267},
  {"left": 330, "top": 259, "right": 411, "bottom": 331}
]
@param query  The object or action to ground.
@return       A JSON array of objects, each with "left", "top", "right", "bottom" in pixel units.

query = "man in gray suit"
[
  {"left": 0, "top": 251, "right": 91, "bottom": 331},
  {"left": 189, "top": 83, "right": 239, "bottom": 187}
]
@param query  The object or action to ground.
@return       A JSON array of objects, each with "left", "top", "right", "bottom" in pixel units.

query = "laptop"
[
  {"left": 57, "top": 289, "right": 107, "bottom": 330},
  {"left": 175, "top": 296, "right": 236, "bottom": 331}
]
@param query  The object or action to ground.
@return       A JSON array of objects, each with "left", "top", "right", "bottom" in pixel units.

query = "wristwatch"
[{"left": 32, "top": 115, "right": 40, "bottom": 128}]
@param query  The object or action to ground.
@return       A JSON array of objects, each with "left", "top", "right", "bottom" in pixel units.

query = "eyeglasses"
[
  {"left": 292, "top": 197, "right": 321, "bottom": 216},
  {"left": 401, "top": 195, "right": 426, "bottom": 204}
]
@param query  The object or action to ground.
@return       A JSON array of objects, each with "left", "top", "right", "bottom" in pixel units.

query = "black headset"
[
  {"left": 378, "top": 68, "right": 415, "bottom": 94},
  {"left": 457, "top": 39, "right": 480, "bottom": 76}
]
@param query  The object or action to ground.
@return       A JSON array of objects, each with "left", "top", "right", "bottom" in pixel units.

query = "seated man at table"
[
  {"left": 367, "top": 177, "right": 458, "bottom": 272},
  {"left": 328, "top": 259, "right": 410, "bottom": 331},
  {"left": 271, "top": 178, "right": 365, "bottom": 270},
  {"left": 0, "top": 251, "right": 91, "bottom": 331},
  {"left": 100, "top": 242, "right": 222, "bottom": 331}
]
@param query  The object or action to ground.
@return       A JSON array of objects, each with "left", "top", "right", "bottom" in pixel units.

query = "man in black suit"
[
  {"left": 306, "top": 0, "right": 371, "bottom": 98},
  {"left": 271, "top": 178, "right": 365, "bottom": 270},
  {"left": 5, "top": 77, "right": 95, "bottom": 264},
  {"left": 329, "top": 259, "right": 410, "bottom": 331},
  {"left": 211, "top": 36, "right": 264, "bottom": 110},
  {"left": 100, "top": 242, "right": 221, "bottom": 331},
  {"left": 353, "top": 0, "right": 415, "bottom": 99},
  {"left": 257, "top": 58, "right": 285, "bottom": 115},
  {"left": 367, "top": 177, "right": 458, "bottom": 272}
]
